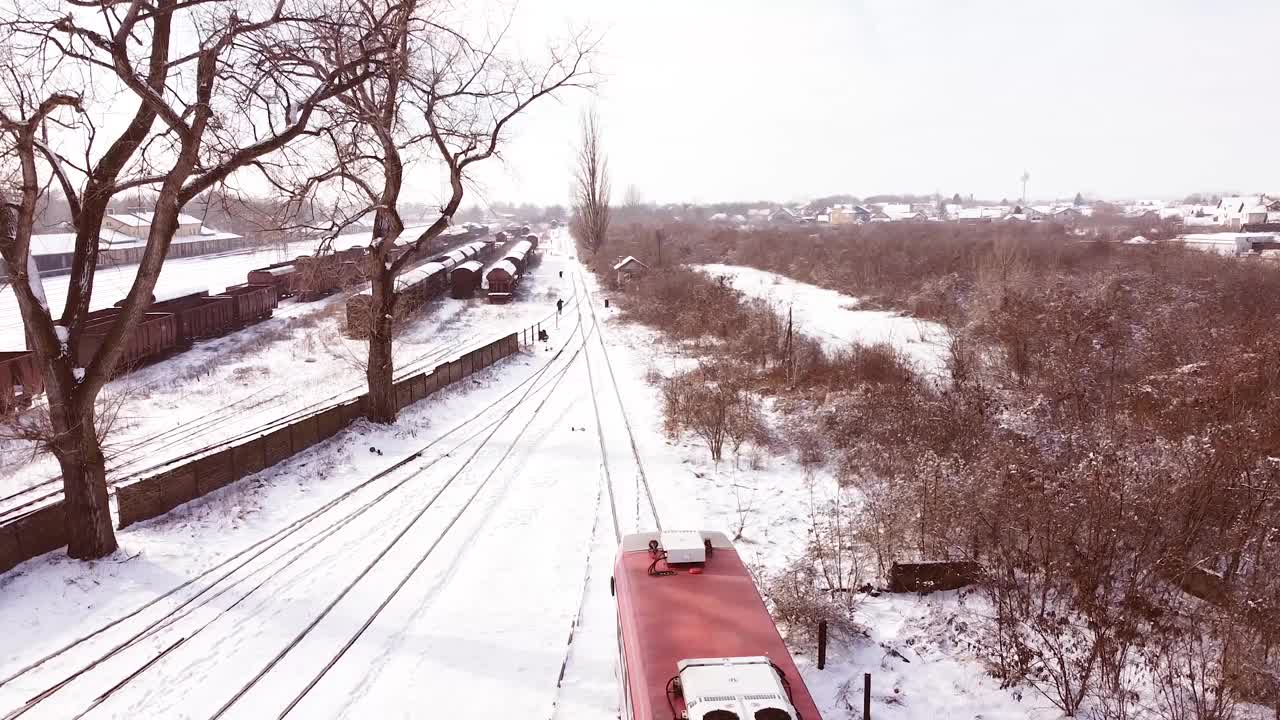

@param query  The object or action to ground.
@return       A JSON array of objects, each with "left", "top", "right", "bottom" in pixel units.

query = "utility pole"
[{"left": 655, "top": 228, "right": 664, "bottom": 267}]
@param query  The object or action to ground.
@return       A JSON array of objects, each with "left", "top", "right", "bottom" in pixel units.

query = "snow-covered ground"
[
  {"left": 696, "top": 263, "right": 951, "bottom": 380},
  {"left": 1, "top": 236, "right": 1033, "bottom": 719},
  {"left": 0, "top": 231, "right": 571, "bottom": 524}
]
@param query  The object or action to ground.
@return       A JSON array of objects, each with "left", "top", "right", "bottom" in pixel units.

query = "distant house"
[
  {"left": 886, "top": 209, "right": 927, "bottom": 222},
  {"left": 769, "top": 208, "right": 797, "bottom": 224},
  {"left": 612, "top": 256, "right": 649, "bottom": 285},
  {"left": 1217, "top": 196, "right": 1271, "bottom": 229},
  {"left": 829, "top": 204, "right": 872, "bottom": 225},
  {"left": 1011, "top": 205, "right": 1046, "bottom": 221},
  {"left": 1051, "top": 207, "right": 1083, "bottom": 223}
]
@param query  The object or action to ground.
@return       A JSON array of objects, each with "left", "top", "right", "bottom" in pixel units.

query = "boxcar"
[
  {"left": 77, "top": 312, "right": 179, "bottom": 373},
  {"left": 395, "top": 261, "right": 449, "bottom": 314},
  {"left": 485, "top": 259, "right": 520, "bottom": 304},
  {"left": 215, "top": 283, "right": 278, "bottom": 326},
  {"left": 346, "top": 261, "right": 449, "bottom": 337},
  {"left": 613, "top": 531, "right": 821, "bottom": 720},
  {"left": 0, "top": 351, "right": 44, "bottom": 416},
  {"left": 504, "top": 240, "right": 533, "bottom": 274},
  {"left": 449, "top": 260, "right": 485, "bottom": 299}
]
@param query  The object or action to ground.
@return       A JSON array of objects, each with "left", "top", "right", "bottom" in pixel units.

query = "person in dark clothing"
[
  {"left": 538, "top": 328, "right": 549, "bottom": 342},
  {"left": 556, "top": 298, "right": 564, "bottom": 316}
]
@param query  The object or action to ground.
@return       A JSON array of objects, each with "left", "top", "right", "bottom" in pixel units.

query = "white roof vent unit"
[
  {"left": 660, "top": 530, "right": 706, "bottom": 564},
  {"left": 677, "top": 656, "right": 796, "bottom": 720}
]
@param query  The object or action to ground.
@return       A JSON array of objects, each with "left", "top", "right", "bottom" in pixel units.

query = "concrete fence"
[{"left": 0, "top": 331, "right": 523, "bottom": 573}]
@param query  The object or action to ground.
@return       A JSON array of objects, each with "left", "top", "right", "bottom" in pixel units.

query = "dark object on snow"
[
  {"left": 604, "top": 298, "right": 610, "bottom": 309},
  {"left": 538, "top": 328, "right": 549, "bottom": 342},
  {"left": 559, "top": 270, "right": 563, "bottom": 278},
  {"left": 556, "top": 298, "right": 563, "bottom": 315},
  {"left": 888, "top": 561, "right": 981, "bottom": 593},
  {"left": 818, "top": 620, "right": 828, "bottom": 670}
]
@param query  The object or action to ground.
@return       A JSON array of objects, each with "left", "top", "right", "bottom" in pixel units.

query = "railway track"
[
  {"left": 0, "top": 303, "right": 595, "bottom": 719},
  {"left": 0, "top": 292, "right": 579, "bottom": 526}
]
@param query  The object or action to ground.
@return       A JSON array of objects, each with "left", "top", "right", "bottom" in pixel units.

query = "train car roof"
[
  {"left": 614, "top": 532, "right": 821, "bottom": 720},
  {"left": 486, "top": 259, "right": 518, "bottom": 278},
  {"left": 396, "top": 261, "right": 447, "bottom": 289},
  {"left": 451, "top": 260, "right": 484, "bottom": 274}
]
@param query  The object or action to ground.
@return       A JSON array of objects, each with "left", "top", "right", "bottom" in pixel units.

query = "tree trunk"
[
  {"left": 365, "top": 269, "right": 397, "bottom": 424},
  {"left": 50, "top": 390, "right": 117, "bottom": 559}
]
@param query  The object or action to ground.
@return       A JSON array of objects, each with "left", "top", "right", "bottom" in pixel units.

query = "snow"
[
  {"left": 151, "top": 284, "right": 210, "bottom": 303},
  {"left": 0, "top": 232, "right": 1031, "bottom": 720},
  {"left": 23, "top": 252, "right": 50, "bottom": 313},
  {"left": 695, "top": 264, "right": 951, "bottom": 380}
]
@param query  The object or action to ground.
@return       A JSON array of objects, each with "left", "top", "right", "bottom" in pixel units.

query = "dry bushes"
[
  {"left": 661, "top": 361, "right": 768, "bottom": 463},
  {"left": 596, "top": 218, "right": 1280, "bottom": 714}
]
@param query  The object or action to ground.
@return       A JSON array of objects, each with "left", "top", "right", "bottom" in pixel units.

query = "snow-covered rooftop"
[{"left": 612, "top": 255, "right": 649, "bottom": 272}]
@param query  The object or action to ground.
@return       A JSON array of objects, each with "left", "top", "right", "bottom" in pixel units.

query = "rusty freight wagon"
[
  {"left": 117, "top": 287, "right": 236, "bottom": 344},
  {"left": 0, "top": 351, "right": 45, "bottom": 415},
  {"left": 485, "top": 259, "right": 521, "bottom": 304},
  {"left": 449, "top": 260, "right": 485, "bottom": 299},
  {"left": 215, "top": 283, "right": 278, "bottom": 326},
  {"left": 76, "top": 312, "right": 179, "bottom": 374},
  {"left": 247, "top": 261, "right": 298, "bottom": 298}
]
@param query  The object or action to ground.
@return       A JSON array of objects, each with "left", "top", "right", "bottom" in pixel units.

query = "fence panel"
[
  {"left": 395, "top": 380, "right": 413, "bottom": 410},
  {"left": 195, "top": 449, "right": 238, "bottom": 496},
  {"left": 0, "top": 522, "right": 21, "bottom": 573},
  {"left": 262, "top": 427, "right": 294, "bottom": 467},
  {"left": 233, "top": 438, "right": 267, "bottom": 478},
  {"left": 410, "top": 374, "right": 428, "bottom": 402},
  {"left": 317, "top": 406, "right": 347, "bottom": 441},
  {"left": 14, "top": 503, "right": 67, "bottom": 561},
  {"left": 290, "top": 416, "right": 319, "bottom": 454}
]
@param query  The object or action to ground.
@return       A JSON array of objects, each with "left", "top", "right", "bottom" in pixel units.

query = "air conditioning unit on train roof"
[
  {"left": 660, "top": 530, "right": 706, "bottom": 564},
  {"left": 678, "top": 656, "right": 796, "bottom": 720}
]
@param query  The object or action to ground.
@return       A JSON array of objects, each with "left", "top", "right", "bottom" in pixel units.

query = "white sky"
[{"left": 457, "top": 0, "right": 1280, "bottom": 207}]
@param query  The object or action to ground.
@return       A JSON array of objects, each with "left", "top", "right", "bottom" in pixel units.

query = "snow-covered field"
[
  {"left": 696, "top": 263, "right": 951, "bottom": 380},
  {"left": 1, "top": 236, "right": 1033, "bottom": 719}
]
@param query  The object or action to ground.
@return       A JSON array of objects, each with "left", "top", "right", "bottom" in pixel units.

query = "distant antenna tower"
[{"left": 1020, "top": 170, "right": 1030, "bottom": 204}]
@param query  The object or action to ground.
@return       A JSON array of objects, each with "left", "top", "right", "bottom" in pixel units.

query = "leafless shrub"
[{"left": 765, "top": 557, "right": 862, "bottom": 645}]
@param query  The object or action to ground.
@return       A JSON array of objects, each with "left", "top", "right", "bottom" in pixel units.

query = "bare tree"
[
  {"left": 623, "top": 183, "right": 642, "bottom": 208},
  {"left": 0, "top": 0, "right": 382, "bottom": 558},
  {"left": 571, "top": 107, "right": 609, "bottom": 254},
  {"left": 280, "top": 0, "right": 597, "bottom": 423}
]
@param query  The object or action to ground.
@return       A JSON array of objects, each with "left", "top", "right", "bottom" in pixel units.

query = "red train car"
[
  {"left": 215, "top": 283, "right": 278, "bottom": 326},
  {"left": 0, "top": 351, "right": 45, "bottom": 416},
  {"left": 76, "top": 312, "right": 179, "bottom": 373},
  {"left": 247, "top": 261, "right": 298, "bottom": 298},
  {"left": 449, "top": 260, "right": 485, "bottom": 299},
  {"left": 613, "top": 531, "right": 822, "bottom": 720},
  {"left": 118, "top": 287, "right": 235, "bottom": 344},
  {"left": 484, "top": 259, "right": 520, "bottom": 304}
]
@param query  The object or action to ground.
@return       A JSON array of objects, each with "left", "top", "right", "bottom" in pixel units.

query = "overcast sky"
[{"left": 452, "top": 0, "right": 1280, "bottom": 208}]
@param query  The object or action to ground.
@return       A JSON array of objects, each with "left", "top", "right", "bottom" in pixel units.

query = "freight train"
[{"left": 0, "top": 223, "right": 495, "bottom": 415}]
